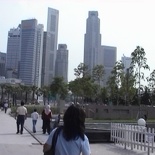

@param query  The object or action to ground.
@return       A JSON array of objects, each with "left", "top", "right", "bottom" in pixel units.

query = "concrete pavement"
[
  {"left": 0, "top": 108, "right": 152, "bottom": 155},
  {"left": 0, "top": 109, "right": 43, "bottom": 155}
]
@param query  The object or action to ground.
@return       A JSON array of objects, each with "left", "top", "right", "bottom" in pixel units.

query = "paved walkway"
[{"left": 0, "top": 109, "right": 152, "bottom": 155}]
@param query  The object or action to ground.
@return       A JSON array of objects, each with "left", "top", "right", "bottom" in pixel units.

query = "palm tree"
[
  {"left": 0, "top": 84, "right": 6, "bottom": 103},
  {"left": 5, "top": 84, "right": 13, "bottom": 107},
  {"left": 40, "top": 86, "right": 50, "bottom": 105}
]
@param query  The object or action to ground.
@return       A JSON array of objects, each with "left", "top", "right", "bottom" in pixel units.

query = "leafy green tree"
[
  {"left": 69, "top": 77, "right": 97, "bottom": 104},
  {"left": 74, "top": 63, "right": 90, "bottom": 78},
  {"left": 68, "top": 79, "right": 82, "bottom": 103},
  {"left": 106, "top": 61, "right": 125, "bottom": 105},
  {"left": 40, "top": 86, "right": 50, "bottom": 105},
  {"left": 119, "top": 68, "right": 136, "bottom": 105},
  {"left": 98, "top": 87, "right": 108, "bottom": 104},
  {"left": 50, "top": 77, "right": 68, "bottom": 100},
  {"left": 92, "top": 65, "right": 104, "bottom": 88},
  {"left": 147, "top": 69, "right": 155, "bottom": 105},
  {"left": 130, "top": 46, "right": 150, "bottom": 105},
  {"left": 141, "top": 86, "right": 150, "bottom": 105}
]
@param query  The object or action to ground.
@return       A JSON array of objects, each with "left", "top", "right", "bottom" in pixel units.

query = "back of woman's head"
[{"left": 63, "top": 104, "right": 86, "bottom": 141}]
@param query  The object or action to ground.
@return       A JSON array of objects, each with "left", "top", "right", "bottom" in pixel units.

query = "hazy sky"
[{"left": 0, "top": 0, "right": 155, "bottom": 82}]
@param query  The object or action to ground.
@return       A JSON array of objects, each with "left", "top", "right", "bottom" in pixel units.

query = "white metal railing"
[{"left": 111, "top": 123, "right": 155, "bottom": 155}]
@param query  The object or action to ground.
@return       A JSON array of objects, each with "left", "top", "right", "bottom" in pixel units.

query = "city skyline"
[{"left": 1, "top": 0, "right": 155, "bottom": 82}]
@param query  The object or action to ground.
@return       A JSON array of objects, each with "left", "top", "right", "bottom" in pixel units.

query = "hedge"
[{"left": 11, "top": 105, "right": 59, "bottom": 115}]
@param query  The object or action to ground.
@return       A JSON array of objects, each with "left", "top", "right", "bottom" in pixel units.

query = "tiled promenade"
[{"left": 0, "top": 109, "right": 151, "bottom": 155}]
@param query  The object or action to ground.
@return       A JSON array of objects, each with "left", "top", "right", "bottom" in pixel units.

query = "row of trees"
[{"left": 1, "top": 46, "right": 155, "bottom": 106}]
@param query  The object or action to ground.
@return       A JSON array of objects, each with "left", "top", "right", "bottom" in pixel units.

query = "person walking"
[
  {"left": 42, "top": 105, "right": 52, "bottom": 134},
  {"left": 43, "top": 104, "right": 91, "bottom": 155},
  {"left": 31, "top": 108, "right": 39, "bottom": 133},
  {"left": 16, "top": 101, "right": 27, "bottom": 134},
  {"left": 4, "top": 101, "right": 8, "bottom": 113}
]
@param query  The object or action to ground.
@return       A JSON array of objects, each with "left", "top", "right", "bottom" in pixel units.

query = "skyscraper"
[
  {"left": 101, "top": 45, "right": 117, "bottom": 86},
  {"left": 6, "top": 26, "right": 20, "bottom": 78},
  {"left": 42, "top": 7, "right": 59, "bottom": 86},
  {"left": 55, "top": 44, "right": 68, "bottom": 83},
  {"left": 35, "top": 24, "right": 44, "bottom": 87},
  {"left": 122, "top": 55, "right": 132, "bottom": 72},
  {"left": 19, "top": 19, "right": 38, "bottom": 86},
  {"left": 84, "top": 11, "right": 101, "bottom": 74}
]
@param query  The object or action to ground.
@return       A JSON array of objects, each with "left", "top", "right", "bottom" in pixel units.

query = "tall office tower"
[
  {"left": 101, "top": 45, "right": 117, "bottom": 86},
  {"left": 121, "top": 55, "right": 132, "bottom": 72},
  {"left": 6, "top": 26, "right": 20, "bottom": 78},
  {"left": 43, "top": 7, "right": 59, "bottom": 86},
  {"left": 41, "top": 32, "right": 47, "bottom": 87},
  {"left": 0, "top": 52, "right": 6, "bottom": 77},
  {"left": 55, "top": 44, "right": 68, "bottom": 83},
  {"left": 84, "top": 11, "right": 102, "bottom": 74},
  {"left": 35, "top": 24, "right": 44, "bottom": 87},
  {"left": 19, "top": 19, "right": 38, "bottom": 86}
]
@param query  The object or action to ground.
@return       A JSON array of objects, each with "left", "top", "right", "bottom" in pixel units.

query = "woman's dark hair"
[{"left": 63, "top": 104, "right": 86, "bottom": 141}]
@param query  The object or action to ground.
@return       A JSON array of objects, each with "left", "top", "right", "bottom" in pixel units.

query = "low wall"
[{"left": 84, "top": 105, "right": 155, "bottom": 120}]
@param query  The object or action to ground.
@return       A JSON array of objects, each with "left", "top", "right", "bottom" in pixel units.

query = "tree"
[
  {"left": 106, "top": 61, "right": 125, "bottom": 105},
  {"left": 50, "top": 77, "right": 68, "bottom": 100},
  {"left": 20, "top": 85, "right": 31, "bottom": 104},
  {"left": 92, "top": 65, "right": 104, "bottom": 88},
  {"left": 147, "top": 69, "right": 155, "bottom": 105},
  {"left": 130, "top": 46, "right": 150, "bottom": 105},
  {"left": 40, "top": 86, "right": 50, "bottom": 105},
  {"left": 74, "top": 63, "right": 90, "bottom": 78},
  {"left": 5, "top": 84, "right": 13, "bottom": 106},
  {"left": 0, "top": 84, "right": 6, "bottom": 103}
]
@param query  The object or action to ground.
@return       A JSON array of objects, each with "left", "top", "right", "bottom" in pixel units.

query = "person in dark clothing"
[{"left": 42, "top": 105, "right": 52, "bottom": 134}]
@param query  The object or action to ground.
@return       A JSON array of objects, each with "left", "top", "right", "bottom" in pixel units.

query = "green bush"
[{"left": 11, "top": 105, "right": 59, "bottom": 115}]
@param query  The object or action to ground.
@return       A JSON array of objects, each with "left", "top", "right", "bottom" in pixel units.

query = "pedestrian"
[
  {"left": 31, "top": 108, "right": 39, "bottom": 133},
  {"left": 43, "top": 104, "right": 91, "bottom": 155},
  {"left": 42, "top": 105, "right": 52, "bottom": 134},
  {"left": 16, "top": 101, "right": 27, "bottom": 134},
  {"left": 4, "top": 101, "right": 8, "bottom": 113}
]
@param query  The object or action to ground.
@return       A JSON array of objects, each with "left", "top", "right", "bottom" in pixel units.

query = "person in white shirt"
[
  {"left": 16, "top": 101, "right": 27, "bottom": 134},
  {"left": 4, "top": 101, "right": 8, "bottom": 113},
  {"left": 31, "top": 108, "right": 39, "bottom": 133}
]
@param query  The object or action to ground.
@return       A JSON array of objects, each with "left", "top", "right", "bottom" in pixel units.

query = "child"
[{"left": 31, "top": 109, "right": 39, "bottom": 133}]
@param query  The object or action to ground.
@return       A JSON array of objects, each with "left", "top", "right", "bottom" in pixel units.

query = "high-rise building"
[
  {"left": 43, "top": 7, "right": 59, "bottom": 86},
  {"left": 84, "top": 11, "right": 101, "bottom": 74},
  {"left": 0, "top": 52, "right": 6, "bottom": 77},
  {"left": 35, "top": 24, "right": 44, "bottom": 87},
  {"left": 19, "top": 19, "right": 38, "bottom": 86},
  {"left": 122, "top": 55, "right": 132, "bottom": 72},
  {"left": 55, "top": 44, "right": 68, "bottom": 83},
  {"left": 101, "top": 45, "right": 117, "bottom": 86},
  {"left": 6, "top": 26, "right": 20, "bottom": 78}
]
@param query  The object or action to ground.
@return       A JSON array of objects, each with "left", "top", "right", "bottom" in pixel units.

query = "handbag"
[{"left": 44, "top": 126, "right": 62, "bottom": 155}]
